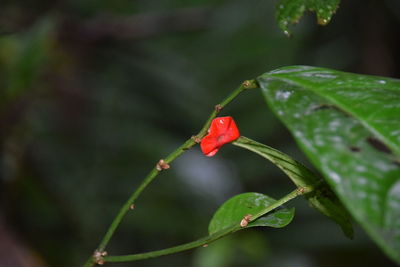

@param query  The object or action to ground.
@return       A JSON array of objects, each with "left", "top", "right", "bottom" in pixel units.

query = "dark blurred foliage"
[{"left": 0, "top": 0, "right": 399, "bottom": 266}]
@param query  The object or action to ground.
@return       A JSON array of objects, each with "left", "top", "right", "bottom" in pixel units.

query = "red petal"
[
  {"left": 200, "top": 135, "right": 218, "bottom": 156},
  {"left": 205, "top": 148, "right": 219, "bottom": 157},
  {"left": 200, "top": 116, "right": 240, "bottom": 157}
]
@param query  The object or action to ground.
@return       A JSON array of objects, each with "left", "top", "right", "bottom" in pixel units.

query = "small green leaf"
[
  {"left": 258, "top": 65, "right": 400, "bottom": 263},
  {"left": 276, "top": 0, "right": 340, "bottom": 36},
  {"left": 208, "top": 192, "right": 294, "bottom": 235},
  {"left": 233, "top": 136, "right": 353, "bottom": 239}
]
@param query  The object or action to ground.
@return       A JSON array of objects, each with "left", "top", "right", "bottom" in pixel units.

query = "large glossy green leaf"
[
  {"left": 276, "top": 0, "right": 340, "bottom": 35},
  {"left": 258, "top": 65, "right": 400, "bottom": 263},
  {"left": 208, "top": 192, "right": 294, "bottom": 235},
  {"left": 233, "top": 136, "right": 353, "bottom": 239}
]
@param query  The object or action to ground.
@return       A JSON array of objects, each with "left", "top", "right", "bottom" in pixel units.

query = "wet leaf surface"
[
  {"left": 258, "top": 65, "right": 400, "bottom": 263},
  {"left": 276, "top": 0, "right": 340, "bottom": 35},
  {"left": 208, "top": 192, "right": 294, "bottom": 235}
]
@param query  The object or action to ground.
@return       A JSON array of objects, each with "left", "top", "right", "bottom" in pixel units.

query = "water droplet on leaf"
[
  {"left": 318, "top": 18, "right": 329, "bottom": 25},
  {"left": 283, "top": 30, "right": 291, "bottom": 37}
]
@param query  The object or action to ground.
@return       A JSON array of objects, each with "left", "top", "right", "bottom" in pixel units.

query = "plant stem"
[
  {"left": 250, "top": 185, "right": 315, "bottom": 220},
  {"left": 83, "top": 80, "right": 258, "bottom": 267},
  {"left": 103, "top": 185, "right": 314, "bottom": 263}
]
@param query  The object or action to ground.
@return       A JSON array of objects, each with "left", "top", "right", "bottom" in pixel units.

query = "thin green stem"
[
  {"left": 104, "top": 225, "right": 237, "bottom": 262},
  {"left": 250, "top": 186, "right": 315, "bottom": 221},
  {"left": 196, "top": 79, "right": 258, "bottom": 138},
  {"left": 103, "top": 184, "right": 315, "bottom": 263},
  {"left": 83, "top": 80, "right": 258, "bottom": 267}
]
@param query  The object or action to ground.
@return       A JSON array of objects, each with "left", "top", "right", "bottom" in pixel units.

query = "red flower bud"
[{"left": 200, "top": 116, "right": 240, "bottom": 157}]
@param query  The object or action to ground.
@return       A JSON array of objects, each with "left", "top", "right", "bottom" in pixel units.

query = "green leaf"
[
  {"left": 233, "top": 136, "right": 353, "bottom": 239},
  {"left": 208, "top": 192, "right": 294, "bottom": 235},
  {"left": 276, "top": 0, "right": 340, "bottom": 36},
  {"left": 234, "top": 136, "right": 318, "bottom": 188},
  {"left": 258, "top": 65, "right": 400, "bottom": 263}
]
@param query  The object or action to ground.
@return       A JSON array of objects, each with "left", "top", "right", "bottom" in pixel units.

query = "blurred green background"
[{"left": 1, "top": 0, "right": 400, "bottom": 266}]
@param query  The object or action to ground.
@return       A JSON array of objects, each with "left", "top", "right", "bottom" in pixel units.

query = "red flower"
[{"left": 200, "top": 116, "right": 240, "bottom": 157}]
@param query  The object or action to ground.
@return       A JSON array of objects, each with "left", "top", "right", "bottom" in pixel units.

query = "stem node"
[
  {"left": 93, "top": 250, "right": 108, "bottom": 265},
  {"left": 242, "top": 79, "right": 258, "bottom": 89},
  {"left": 214, "top": 104, "right": 223, "bottom": 113},
  {"left": 191, "top": 135, "right": 202, "bottom": 143},
  {"left": 156, "top": 159, "right": 170, "bottom": 171},
  {"left": 240, "top": 214, "right": 253, "bottom": 227},
  {"left": 297, "top": 187, "right": 305, "bottom": 195}
]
